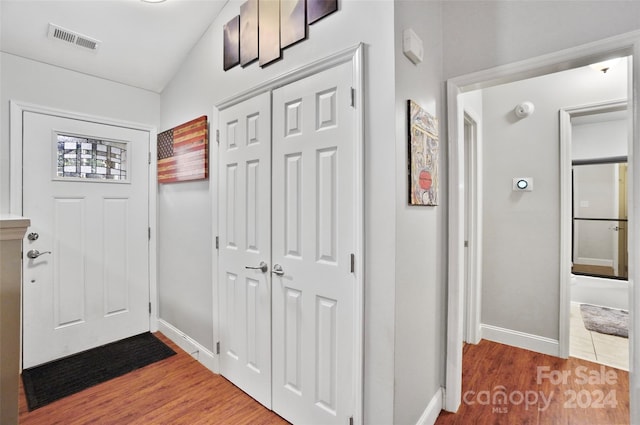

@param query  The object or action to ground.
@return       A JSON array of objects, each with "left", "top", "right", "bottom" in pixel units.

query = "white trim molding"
[
  {"left": 462, "top": 108, "right": 483, "bottom": 345},
  {"left": 480, "top": 324, "right": 559, "bottom": 357},
  {"left": 158, "top": 319, "right": 216, "bottom": 373},
  {"left": 416, "top": 387, "right": 444, "bottom": 425}
]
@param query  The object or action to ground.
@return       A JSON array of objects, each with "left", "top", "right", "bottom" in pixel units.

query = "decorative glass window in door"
[{"left": 56, "top": 134, "right": 128, "bottom": 181}]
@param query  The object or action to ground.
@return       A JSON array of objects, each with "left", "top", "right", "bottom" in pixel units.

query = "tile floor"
[{"left": 570, "top": 301, "right": 629, "bottom": 370}]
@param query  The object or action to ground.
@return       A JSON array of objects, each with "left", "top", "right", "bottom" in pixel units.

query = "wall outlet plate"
[{"left": 513, "top": 177, "right": 533, "bottom": 191}]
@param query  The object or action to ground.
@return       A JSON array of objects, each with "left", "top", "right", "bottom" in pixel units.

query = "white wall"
[
  {"left": 393, "top": 2, "right": 445, "bottom": 424},
  {"left": 0, "top": 53, "right": 160, "bottom": 213},
  {"left": 573, "top": 119, "right": 627, "bottom": 160},
  {"left": 158, "top": 1, "right": 398, "bottom": 422},
  {"left": 479, "top": 59, "right": 627, "bottom": 341},
  {"left": 442, "top": 1, "right": 640, "bottom": 80}
]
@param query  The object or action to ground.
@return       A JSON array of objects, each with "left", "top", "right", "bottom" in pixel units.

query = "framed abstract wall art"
[
  {"left": 240, "top": 0, "right": 259, "bottom": 66},
  {"left": 281, "top": 0, "right": 307, "bottom": 49},
  {"left": 307, "top": 0, "right": 337, "bottom": 24},
  {"left": 407, "top": 100, "right": 439, "bottom": 206},
  {"left": 226, "top": 0, "right": 339, "bottom": 71},
  {"left": 223, "top": 16, "right": 240, "bottom": 71},
  {"left": 258, "top": 0, "right": 281, "bottom": 67}
]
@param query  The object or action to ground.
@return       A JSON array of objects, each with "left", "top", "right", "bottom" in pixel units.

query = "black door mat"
[{"left": 22, "top": 332, "right": 176, "bottom": 411}]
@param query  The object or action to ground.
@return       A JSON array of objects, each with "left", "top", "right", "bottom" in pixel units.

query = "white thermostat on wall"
[{"left": 513, "top": 177, "right": 533, "bottom": 191}]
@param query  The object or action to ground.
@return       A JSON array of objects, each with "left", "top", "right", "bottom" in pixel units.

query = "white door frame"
[
  {"left": 558, "top": 99, "right": 628, "bottom": 359},
  {"left": 213, "top": 43, "right": 365, "bottom": 423},
  {"left": 9, "top": 101, "right": 159, "bottom": 335},
  {"left": 446, "top": 30, "right": 640, "bottom": 423},
  {"left": 462, "top": 109, "right": 482, "bottom": 345}
]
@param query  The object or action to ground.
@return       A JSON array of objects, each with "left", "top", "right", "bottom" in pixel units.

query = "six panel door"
[
  {"left": 218, "top": 92, "right": 273, "bottom": 408},
  {"left": 271, "top": 61, "right": 356, "bottom": 425}
]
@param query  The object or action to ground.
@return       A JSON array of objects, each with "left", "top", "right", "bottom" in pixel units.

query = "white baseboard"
[
  {"left": 575, "top": 257, "right": 613, "bottom": 268},
  {"left": 416, "top": 387, "right": 444, "bottom": 425},
  {"left": 157, "top": 319, "right": 217, "bottom": 373},
  {"left": 480, "top": 324, "right": 559, "bottom": 357}
]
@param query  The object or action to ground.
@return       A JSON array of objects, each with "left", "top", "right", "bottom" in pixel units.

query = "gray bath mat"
[{"left": 580, "top": 304, "right": 628, "bottom": 338}]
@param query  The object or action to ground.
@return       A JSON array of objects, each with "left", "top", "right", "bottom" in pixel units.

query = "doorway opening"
[
  {"left": 561, "top": 99, "right": 629, "bottom": 370},
  {"left": 9, "top": 101, "right": 159, "bottom": 369},
  {"left": 446, "top": 33, "right": 638, "bottom": 424}
]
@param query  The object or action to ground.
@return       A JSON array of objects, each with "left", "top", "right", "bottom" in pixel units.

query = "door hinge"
[
  {"left": 350, "top": 87, "right": 355, "bottom": 108},
  {"left": 464, "top": 240, "right": 468, "bottom": 248},
  {"left": 148, "top": 227, "right": 151, "bottom": 241},
  {"left": 216, "top": 129, "right": 220, "bottom": 144},
  {"left": 149, "top": 302, "right": 152, "bottom": 315},
  {"left": 216, "top": 341, "right": 220, "bottom": 355},
  {"left": 350, "top": 253, "right": 355, "bottom": 273},
  {"left": 215, "top": 236, "right": 219, "bottom": 250},
  {"left": 148, "top": 152, "right": 152, "bottom": 165}
]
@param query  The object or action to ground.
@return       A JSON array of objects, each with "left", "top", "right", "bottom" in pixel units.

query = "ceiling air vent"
[{"left": 47, "top": 23, "right": 101, "bottom": 52}]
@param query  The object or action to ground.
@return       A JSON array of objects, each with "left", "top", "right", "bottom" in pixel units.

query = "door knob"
[
  {"left": 26, "top": 249, "right": 52, "bottom": 259},
  {"left": 272, "top": 264, "right": 285, "bottom": 276},
  {"left": 245, "top": 261, "right": 268, "bottom": 273}
]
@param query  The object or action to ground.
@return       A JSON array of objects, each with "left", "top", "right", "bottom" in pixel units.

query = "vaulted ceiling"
[{"left": 1, "top": 0, "right": 227, "bottom": 93}]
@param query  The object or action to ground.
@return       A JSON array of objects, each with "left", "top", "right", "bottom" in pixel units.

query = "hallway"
[{"left": 436, "top": 340, "right": 629, "bottom": 424}]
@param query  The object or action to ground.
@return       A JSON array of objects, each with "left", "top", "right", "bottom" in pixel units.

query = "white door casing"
[
  {"left": 22, "top": 111, "right": 150, "bottom": 368},
  {"left": 218, "top": 92, "right": 272, "bottom": 407},
  {"left": 558, "top": 99, "right": 628, "bottom": 358},
  {"left": 271, "top": 60, "right": 355, "bottom": 425}
]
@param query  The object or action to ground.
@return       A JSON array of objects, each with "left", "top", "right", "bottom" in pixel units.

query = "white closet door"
[
  {"left": 218, "top": 92, "right": 272, "bottom": 408},
  {"left": 271, "top": 61, "right": 356, "bottom": 425}
]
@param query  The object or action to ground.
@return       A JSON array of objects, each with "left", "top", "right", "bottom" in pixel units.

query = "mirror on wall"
[{"left": 572, "top": 159, "right": 628, "bottom": 279}]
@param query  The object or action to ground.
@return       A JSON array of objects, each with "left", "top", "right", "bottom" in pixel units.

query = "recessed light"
[{"left": 141, "top": 0, "right": 167, "bottom": 3}]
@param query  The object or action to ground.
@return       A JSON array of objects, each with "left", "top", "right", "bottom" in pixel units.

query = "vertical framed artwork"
[
  {"left": 223, "top": 16, "right": 240, "bottom": 71},
  {"left": 307, "top": 0, "right": 337, "bottom": 25},
  {"left": 407, "top": 100, "right": 439, "bottom": 206},
  {"left": 157, "top": 116, "right": 209, "bottom": 183},
  {"left": 280, "top": 0, "right": 306, "bottom": 49},
  {"left": 259, "top": 0, "right": 281, "bottom": 67},
  {"left": 240, "top": 0, "right": 258, "bottom": 66}
]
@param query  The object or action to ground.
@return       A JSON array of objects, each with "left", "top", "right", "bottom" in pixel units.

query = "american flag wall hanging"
[{"left": 157, "top": 116, "right": 209, "bottom": 183}]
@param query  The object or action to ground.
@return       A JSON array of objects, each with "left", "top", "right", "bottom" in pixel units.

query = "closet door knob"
[
  {"left": 245, "top": 261, "right": 268, "bottom": 273},
  {"left": 272, "top": 264, "right": 284, "bottom": 276}
]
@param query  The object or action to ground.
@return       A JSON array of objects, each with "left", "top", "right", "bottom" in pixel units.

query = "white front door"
[
  {"left": 271, "top": 61, "right": 356, "bottom": 424},
  {"left": 218, "top": 92, "right": 272, "bottom": 407},
  {"left": 22, "top": 111, "right": 150, "bottom": 368}
]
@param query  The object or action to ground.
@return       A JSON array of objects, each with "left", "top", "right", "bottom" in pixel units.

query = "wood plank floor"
[
  {"left": 19, "top": 333, "right": 290, "bottom": 425},
  {"left": 436, "top": 339, "right": 629, "bottom": 425}
]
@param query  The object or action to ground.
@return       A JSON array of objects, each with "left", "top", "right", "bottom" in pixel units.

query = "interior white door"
[
  {"left": 22, "top": 111, "right": 150, "bottom": 368},
  {"left": 218, "top": 92, "right": 272, "bottom": 407},
  {"left": 271, "top": 61, "right": 356, "bottom": 424}
]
